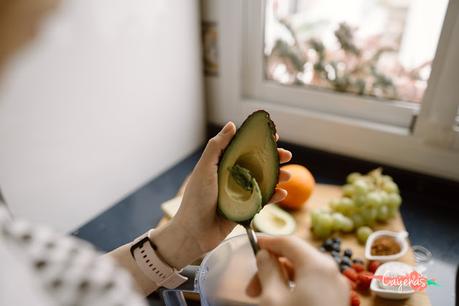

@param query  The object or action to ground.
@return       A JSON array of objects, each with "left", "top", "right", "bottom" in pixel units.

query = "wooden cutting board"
[{"left": 157, "top": 180, "right": 431, "bottom": 306}]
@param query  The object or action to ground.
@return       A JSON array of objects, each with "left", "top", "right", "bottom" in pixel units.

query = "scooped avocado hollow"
[{"left": 217, "top": 110, "right": 280, "bottom": 223}]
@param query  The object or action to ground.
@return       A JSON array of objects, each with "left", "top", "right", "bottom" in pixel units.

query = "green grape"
[
  {"left": 367, "top": 180, "right": 377, "bottom": 191},
  {"left": 382, "top": 175, "right": 393, "bottom": 182},
  {"left": 383, "top": 181, "right": 399, "bottom": 194},
  {"left": 332, "top": 212, "right": 346, "bottom": 231},
  {"left": 310, "top": 209, "right": 321, "bottom": 226},
  {"left": 370, "top": 207, "right": 378, "bottom": 219},
  {"left": 318, "top": 213, "right": 333, "bottom": 228},
  {"left": 353, "top": 194, "right": 367, "bottom": 208},
  {"left": 332, "top": 212, "right": 354, "bottom": 232},
  {"left": 357, "top": 226, "right": 373, "bottom": 244},
  {"left": 387, "top": 193, "right": 402, "bottom": 210},
  {"left": 378, "top": 190, "right": 389, "bottom": 205},
  {"left": 311, "top": 208, "right": 329, "bottom": 225},
  {"left": 336, "top": 197, "right": 354, "bottom": 215},
  {"left": 377, "top": 205, "right": 389, "bottom": 221},
  {"left": 387, "top": 206, "right": 398, "bottom": 218},
  {"left": 342, "top": 184, "right": 355, "bottom": 197},
  {"left": 351, "top": 213, "right": 365, "bottom": 229},
  {"left": 366, "top": 191, "right": 383, "bottom": 208},
  {"left": 361, "top": 208, "right": 377, "bottom": 226},
  {"left": 353, "top": 179, "right": 369, "bottom": 195},
  {"left": 368, "top": 168, "right": 382, "bottom": 178},
  {"left": 346, "top": 172, "right": 362, "bottom": 184},
  {"left": 313, "top": 213, "right": 333, "bottom": 239},
  {"left": 340, "top": 216, "right": 354, "bottom": 232},
  {"left": 386, "top": 193, "right": 401, "bottom": 219},
  {"left": 329, "top": 199, "right": 340, "bottom": 211},
  {"left": 313, "top": 224, "right": 332, "bottom": 239}
]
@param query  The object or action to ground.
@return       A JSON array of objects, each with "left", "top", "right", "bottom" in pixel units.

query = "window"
[
  {"left": 210, "top": 0, "right": 459, "bottom": 180},
  {"left": 242, "top": 0, "right": 458, "bottom": 128},
  {"left": 264, "top": 0, "right": 448, "bottom": 104}
]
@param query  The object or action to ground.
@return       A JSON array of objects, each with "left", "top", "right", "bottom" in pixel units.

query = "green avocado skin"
[{"left": 217, "top": 110, "right": 280, "bottom": 222}]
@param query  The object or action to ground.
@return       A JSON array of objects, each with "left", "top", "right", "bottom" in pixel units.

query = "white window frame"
[
  {"left": 413, "top": 0, "right": 459, "bottom": 150},
  {"left": 207, "top": 0, "right": 459, "bottom": 181},
  {"left": 243, "top": 0, "right": 417, "bottom": 129}
]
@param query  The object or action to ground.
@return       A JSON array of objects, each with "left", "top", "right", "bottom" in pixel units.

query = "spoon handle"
[{"left": 245, "top": 226, "right": 260, "bottom": 255}]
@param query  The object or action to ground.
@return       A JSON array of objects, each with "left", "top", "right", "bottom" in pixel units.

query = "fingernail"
[{"left": 220, "top": 122, "right": 233, "bottom": 134}]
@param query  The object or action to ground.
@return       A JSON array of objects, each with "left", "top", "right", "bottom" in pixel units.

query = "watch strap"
[{"left": 130, "top": 230, "right": 188, "bottom": 289}]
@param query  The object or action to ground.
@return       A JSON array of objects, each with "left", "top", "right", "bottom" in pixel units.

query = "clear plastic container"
[
  {"left": 162, "top": 234, "right": 259, "bottom": 306},
  {"left": 198, "top": 234, "right": 259, "bottom": 306}
]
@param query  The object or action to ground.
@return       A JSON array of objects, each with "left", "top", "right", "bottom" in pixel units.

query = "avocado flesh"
[
  {"left": 222, "top": 165, "right": 263, "bottom": 222},
  {"left": 253, "top": 204, "right": 296, "bottom": 236},
  {"left": 218, "top": 110, "right": 279, "bottom": 222}
]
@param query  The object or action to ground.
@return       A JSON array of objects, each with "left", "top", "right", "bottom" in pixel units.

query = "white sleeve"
[
  {"left": 0, "top": 204, "right": 148, "bottom": 306},
  {"left": 0, "top": 237, "right": 56, "bottom": 306}
]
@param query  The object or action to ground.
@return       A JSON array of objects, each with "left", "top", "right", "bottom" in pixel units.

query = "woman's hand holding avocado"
[{"left": 151, "top": 122, "right": 292, "bottom": 269}]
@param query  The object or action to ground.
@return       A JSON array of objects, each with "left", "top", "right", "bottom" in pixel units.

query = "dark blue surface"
[
  {"left": 74, "top": 144, "right": 458, "bottom": 306},
  {"left": 73, "top": 149, "right": 202, "bottom": 252}
]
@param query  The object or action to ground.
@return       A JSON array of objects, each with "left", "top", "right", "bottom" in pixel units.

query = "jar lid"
[{"left": 412, "top": 245, "right": 432, "bottom": 264}]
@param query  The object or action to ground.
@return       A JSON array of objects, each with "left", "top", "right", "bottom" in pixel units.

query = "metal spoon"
[{"left": 241, "top": 220, "right": 260, "bottom": 255}]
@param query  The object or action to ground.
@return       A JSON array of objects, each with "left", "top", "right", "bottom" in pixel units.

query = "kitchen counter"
[{"left": 74, "top": 141, "right": 458, "bottom": 306}]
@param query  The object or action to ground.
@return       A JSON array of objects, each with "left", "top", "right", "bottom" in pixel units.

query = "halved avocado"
[
  {"left": 253, "top": 204, "right": 296, "bottom": 236},
  {"left": 218, "top": 110, "right": 279, "bottom": 222}
]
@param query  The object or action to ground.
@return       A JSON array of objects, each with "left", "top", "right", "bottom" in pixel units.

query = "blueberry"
[
  {"left": 352, "top": 258, "right": 364, "bottom": 265},
  {"left": 323, "top": 239, "right": 334, "bottom": 251},
  {"left": 331, "top": 250, "right": 340, "bottom": 258},
  {"left": 340, "top": 256, "right": 352, "bottom": 267},
  {"left": 332, "top": 255, "right": 341, "bottom": 265},
  {"left": 319, "top": 246, "right": 327, "bottom": 253},
  {"left": 333, "top": 239, "right": 341, "bottom": 247},
  {"left": 339, "top": 263, "right": 350, "bottom": 272},
  {"left": 332, "top": 242, "right": 341, "bottom": 252},
  {"left": 343, "top": 248, "right": 353, "bottom": 258}
]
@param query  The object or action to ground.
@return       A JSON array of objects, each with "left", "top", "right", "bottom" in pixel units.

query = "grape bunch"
[{"left": 311, "top": 168, "right": 402, "bottom": 241}]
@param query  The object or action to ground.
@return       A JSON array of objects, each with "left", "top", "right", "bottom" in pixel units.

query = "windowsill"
[
  {"left": 243, "top": 98, "right": 411, "bottom": 136},
  {"left": 230, "top": 99, "right": 459, "bottom": 181}
]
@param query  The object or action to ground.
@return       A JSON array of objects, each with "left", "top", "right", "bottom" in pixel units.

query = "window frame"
[
  {"left": 207, "top": 0, "right": 459, "bottom": 181},
  {"left": 412, "top": 0, "right": 459, "bottom": 149},
  {"left": 243, "top": 0, "right": 418, "bottom": 128}
]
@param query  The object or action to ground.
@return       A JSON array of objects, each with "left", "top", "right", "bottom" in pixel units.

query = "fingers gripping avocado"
[{"left": 218, "top": 111, "right": 279, "bottom": 222}]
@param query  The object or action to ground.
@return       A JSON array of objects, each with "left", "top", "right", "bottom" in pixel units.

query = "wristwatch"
[{"left": 130, "top": 229, "right": 188, "bottom": 289}]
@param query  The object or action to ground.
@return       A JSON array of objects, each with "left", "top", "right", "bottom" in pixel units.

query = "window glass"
[{"left": 264, "top": 0, "right": 448, "bottom": 103}]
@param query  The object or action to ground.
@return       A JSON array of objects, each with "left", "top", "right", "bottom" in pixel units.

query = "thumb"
[
  {"left": 200, "top": 122, "right": 236, "bottom": 165},
  {"left": 256, "top": 250, "right": 289, "bottom": 296}
]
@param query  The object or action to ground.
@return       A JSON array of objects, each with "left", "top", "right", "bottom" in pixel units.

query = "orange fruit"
[{"left": 277, "top": 164, "right": 315, "bottom": 210}]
